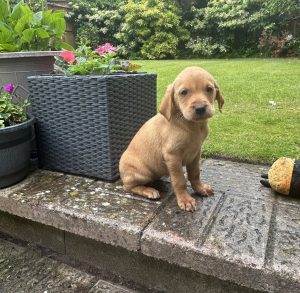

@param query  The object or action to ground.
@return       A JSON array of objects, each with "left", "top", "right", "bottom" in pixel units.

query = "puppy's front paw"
[
  {"left": 177, "top": 194, "right": 197, "bottom": 212},
  {"left": 193, "top": 182, "right": 214, "bottom": 196}
]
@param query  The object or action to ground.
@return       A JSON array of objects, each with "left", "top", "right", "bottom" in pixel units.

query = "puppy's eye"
[
  {"left": 180, "top": 89, "right": 188, "bottom": 96},
  {"left": 207, "top": 86, "right": 213, "bottom": 93}
]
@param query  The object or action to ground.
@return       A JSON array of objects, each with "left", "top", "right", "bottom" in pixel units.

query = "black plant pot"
[{"left": 0, "top": 116, "right": 35, "bottom": 188}]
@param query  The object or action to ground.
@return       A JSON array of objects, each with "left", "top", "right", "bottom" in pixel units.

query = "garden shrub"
[
  {"left": 185, "top": 0, "right": 299, "bottom": 57},
  {"left": 116, "top": 0, "right": 189, "bottom": 59},
  {"left": 68, "top": 0, "right": 124, "bottom": 47},
  {"left": 258, "top": 30, "right": 300, "bottom": 57},
  {"left": 67, "top": 0, "right": 299, "bottom": 58},
  {"left": 10, "top": 0, "right": 44, "bottom": 11}
]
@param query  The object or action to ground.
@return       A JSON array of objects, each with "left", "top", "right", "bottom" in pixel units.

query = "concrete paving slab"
[
  {"left": 0, "top": 169, "right": 64, "bottom": 197},
  {"left": 142, "top": 159, "right": 300, "bottom": 292},
  {"left": 141, "top": 194, "right": 274, "bottom": 291},
  {"left": 0, "top": 211, "right": 65, "bottom": 253},
  {"left": 0, "top": 172, "right": 172, "bottom": 251},
  {"left": 141, "top": 190, "right": 224, "bottom": 258},
  {"left": 65, "top": 232, "right": 258, "bottom": 293},
  {"left": 89, "top": 280, "right": 135, "bottom": 293},
  {"left": 271, "top": 203, "right": 300, "bottom": 280},
  {"left": 0, "top": 237, "right": 138, "bottom": 293},
  {"left": 0, "top": 238, "right": 27, "bottom": 270},
  {"left": 201, "top": 159, "right": 272, "bottom": 202},
  {"left": 34, "top": 263, "right": 96, "bottom": 292},
  {"left": 200, "top": 196, "right": 273, "bottom": 268}
]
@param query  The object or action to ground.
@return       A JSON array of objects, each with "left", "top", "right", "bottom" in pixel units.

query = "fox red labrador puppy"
[{"left": 119, "top": 66, "right": 224, "bottom": 211}]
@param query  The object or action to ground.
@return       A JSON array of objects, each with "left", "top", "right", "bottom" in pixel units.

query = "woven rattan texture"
[{"left": 28, "top": 74, "right": 157, "bottom": 180}]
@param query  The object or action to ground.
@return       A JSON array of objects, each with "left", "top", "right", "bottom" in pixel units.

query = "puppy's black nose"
[{"left": 195, "top": 105, "right": 207, "bottom": 115}]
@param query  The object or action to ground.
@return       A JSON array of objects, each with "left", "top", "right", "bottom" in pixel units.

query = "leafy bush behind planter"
[
  {"left": 9, "top": 0, "right": 44, "bottom": 12},
  {"left": 186, "top": 0, "right": 299, "bottom": 58},
  {"left": 68, "top": 0, "right": 299, "bottom": 59},
  {"left": 117, "top": 0, "right": 189, "bottom": 59},
  {"left": 67, "top": 0, "right": 124, "bottom": 48}
]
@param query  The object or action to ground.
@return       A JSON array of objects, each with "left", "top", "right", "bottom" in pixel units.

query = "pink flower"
[
  {"left": 59, "top": 50, "right": 76, "bottom": 63},
  {"left": 95, "top": 43, "right": 116, "bottom": 55},
  {"left": 4, "top": 83, "right": 14, "bottom": 92}
]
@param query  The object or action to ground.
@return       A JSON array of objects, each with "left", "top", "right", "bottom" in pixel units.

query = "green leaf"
[
  {"left": 41, "top": 10, "right": 52, "bottom": 24},
  {"left": 0, "top": 0, "right": 10, "bottom": 22},
  {"left": 22, "top": 28, "right": 34, "bottom": 42},
  {"left": 10, "top": 1, "right": 24, "bottom": 21},
  {"left": 51, "top": 11, "right": 65, "bottom": 19},
  {"left": 15, "top": 13, "right": 33, "bottom": 35},
  {"left": 0, "top": 43, "right": 16, "bottom": 52},
  {"left": 33, "top": 11, "right": 43, "bottom": 25},
  {"left": 60, "top": 41, "right": 74, "bottom": 51},
  {"left": 51, "top": 18, "right": 66, "bottom": 37},
  {"left": 20, "top": 3, "right": 32, "bottom": 15},
  {"left": 36, "top": 28, "right": 49, "bottom": 39},
  {"left": 0, "top": 21, "right": 11, "bottom": 31},
  {"left": 0, "top": 23, "right": 13, "bottom": 43},
  {"left": 42, "top": 10, "right": 65, "bottom": 25}
]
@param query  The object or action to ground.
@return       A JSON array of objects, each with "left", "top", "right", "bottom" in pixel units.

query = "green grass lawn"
[{"left": 138, "top": 59, "right": 300, "bottom": 164}]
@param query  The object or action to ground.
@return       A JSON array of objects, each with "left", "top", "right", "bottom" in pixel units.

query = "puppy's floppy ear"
[
  {"left": 159, "top": 84, "right": 174, "bottom": 121},
  {"left": 214, "top": 81, "right": 224, "bottom": 112}
]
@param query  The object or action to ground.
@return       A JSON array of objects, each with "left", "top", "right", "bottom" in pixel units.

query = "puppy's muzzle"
[{"left": 195, "top": 104, "right": 207, "bottom": 116}]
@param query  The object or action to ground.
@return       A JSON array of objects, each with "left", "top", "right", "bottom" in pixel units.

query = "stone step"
[
  {"left": 0, "top": 159, "right": 299, "bottom": 292},
  {"left": 0, "top": 235, "right": 135, "bottom": 292}
]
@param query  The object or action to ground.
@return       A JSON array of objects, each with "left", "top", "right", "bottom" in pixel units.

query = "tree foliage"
[
  {"left": 186, "top": 0, "right": 299, "bottom": 57},
  {"left": 68, "top": 0, "right": 299, "bottom": 58},
  {"left": 117, "top": 0, "right": 189, "bottom": 59},
  {"left": 68, "top": 0, "right": 124, "bottom": 47}
]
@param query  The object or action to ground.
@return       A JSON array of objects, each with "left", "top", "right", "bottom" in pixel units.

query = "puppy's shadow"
[{"left": 145, "top": 178, "right": 173, "bottom": 200}]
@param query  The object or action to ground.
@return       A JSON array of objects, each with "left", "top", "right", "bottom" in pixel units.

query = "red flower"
[{"left": 59, "top": 50, "right": 76, "bottom": 63}]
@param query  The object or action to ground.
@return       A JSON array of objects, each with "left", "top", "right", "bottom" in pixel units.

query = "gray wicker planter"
[
  {"left": 0, "top": 117, "right": 35, "bottom": 188},
  {"left": 27, "top": 73, "right": 157, "bottom": 181}
]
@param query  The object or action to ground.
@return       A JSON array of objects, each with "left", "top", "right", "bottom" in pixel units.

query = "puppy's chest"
[
  {"left": 181, "top": 135, "right": 206, "bottom": 166},
  {"left": 181, "top": 143, "right": 201, "bottom": 166}
]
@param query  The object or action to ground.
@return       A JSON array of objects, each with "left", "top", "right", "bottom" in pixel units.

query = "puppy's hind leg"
[
  {"left": 131, "top": 185, "right": 160, "bottom": 199},
  {"left": 122, "top": 172, "right": 160, "bottom": 200}
]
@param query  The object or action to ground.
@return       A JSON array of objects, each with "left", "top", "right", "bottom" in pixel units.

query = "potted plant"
[
  {"left": 0, "top": 0, "right": 72, "bottom": 90},
  {"left": 27, "top": 43, "right": 157, "bottom": 181},
  {"left": 0, "top": 83, "right": 35, "bottom": 188}
]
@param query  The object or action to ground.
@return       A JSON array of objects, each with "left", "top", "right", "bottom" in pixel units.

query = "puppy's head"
[{"left": 160, "top": 66, "right": 224, "bottom": 121}]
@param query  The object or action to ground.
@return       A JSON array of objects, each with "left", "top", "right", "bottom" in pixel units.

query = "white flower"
[
  {"left": 286, "top": 34, "right": 293, "bottom": 41},
  {"left": 269, "top": 100, "right": 276, "bottom": 106}
]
